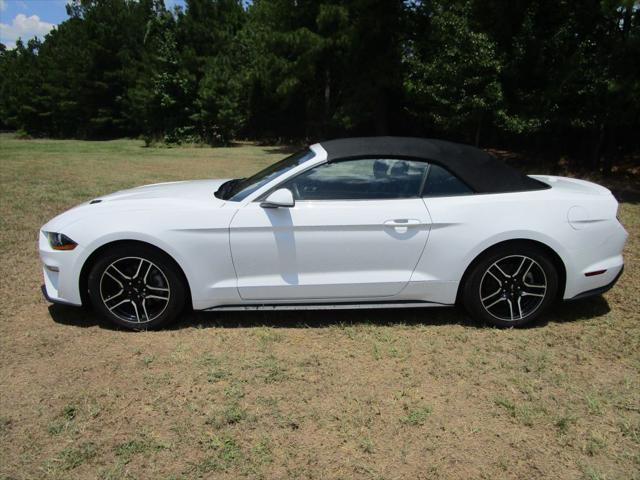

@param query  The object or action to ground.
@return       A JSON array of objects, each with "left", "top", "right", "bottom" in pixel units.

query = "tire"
[
  {"left": 462, "top": 243, "right": 559, "bottom": 327},
  {"left": 87, "top": 244, "right": 187, "bottom": 330}
]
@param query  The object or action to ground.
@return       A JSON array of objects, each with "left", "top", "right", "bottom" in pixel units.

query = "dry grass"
[{"left": 0, "top": 134, "right": 638, "bottom": 480}]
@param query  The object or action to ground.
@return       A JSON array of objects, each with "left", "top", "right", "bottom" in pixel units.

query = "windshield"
[{"left": 217, "top": 148, "right": 315, "bottom": 201}]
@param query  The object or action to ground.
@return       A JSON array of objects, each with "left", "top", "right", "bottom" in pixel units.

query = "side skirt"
[{"left": 203, "top": 301, "right": 450, "bottom": 312}]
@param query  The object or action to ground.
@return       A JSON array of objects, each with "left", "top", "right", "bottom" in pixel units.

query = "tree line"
[{"left": 0, "top": 0, "right": 638, "bottom": 172}]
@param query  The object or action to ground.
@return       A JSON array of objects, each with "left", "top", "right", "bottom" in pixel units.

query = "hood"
[
  {"left": 42, "top": 179, "right": 230, "bottom": 232},
  {"left": 95, "top": 179, "right": 230, "bottom": 203}
]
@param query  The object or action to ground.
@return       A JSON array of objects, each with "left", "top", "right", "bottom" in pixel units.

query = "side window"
[
  {"left": 422, "top": 164, "right": 473, "bottom": 197},
  {"left": 280, "top": 158, "right": 429, "bottom": 200}
]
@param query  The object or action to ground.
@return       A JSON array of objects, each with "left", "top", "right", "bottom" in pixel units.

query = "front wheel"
[
  {"left": 462, "top": 244, "right": 559, "bottom": 327},
  {"left": 87, "top": 244, "right": 187, "bottom": 330}
]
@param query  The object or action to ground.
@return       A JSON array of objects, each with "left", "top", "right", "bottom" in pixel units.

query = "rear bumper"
[
  {"left": 562, "top": 216, "right": 627, "bottom": 299},
  {"left": 568, "top": 265, "right": 624, "bottom": 301}
]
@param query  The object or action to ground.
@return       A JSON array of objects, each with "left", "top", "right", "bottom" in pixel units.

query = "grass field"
[{"left": 0, "top": 134, "right": 638, "bottom": 480}]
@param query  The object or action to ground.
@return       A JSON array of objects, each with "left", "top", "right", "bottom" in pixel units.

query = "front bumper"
[
  {"left": 41, "top": 284, "right": 80, "bottom": 306},
  {"left": 39, "top": 231, "right": 84, "bottom": 306}
]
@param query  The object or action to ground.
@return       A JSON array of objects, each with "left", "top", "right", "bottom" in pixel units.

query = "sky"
[{"left": 0, "top": 0, "right": 186, "bottom": 49}]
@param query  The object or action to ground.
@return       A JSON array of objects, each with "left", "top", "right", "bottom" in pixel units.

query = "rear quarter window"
[{"left": 422, "top": 164, "right": 473, "bottom": 197}]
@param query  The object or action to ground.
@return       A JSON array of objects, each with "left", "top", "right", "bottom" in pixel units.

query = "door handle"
[{"left": 384, "top": 219, "right": 421, "bottom": 227}]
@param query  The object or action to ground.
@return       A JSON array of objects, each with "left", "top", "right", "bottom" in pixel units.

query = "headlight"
[{"left": 45, "top": 232, "right": 78, "bottom": 251}]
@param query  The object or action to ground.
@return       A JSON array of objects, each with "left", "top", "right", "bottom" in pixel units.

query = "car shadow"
[{"left": 48, "top": 295, "right": 611, "bottom": 331}]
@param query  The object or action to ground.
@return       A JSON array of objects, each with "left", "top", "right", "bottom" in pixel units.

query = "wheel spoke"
[
  {"left": 487, "top": 269, "right": 500, "bottom": 284},
  {"left": 494, "top": 263, "right": 510, "bottom": 279},
  {"left": 482, "top": 287, "right": 502, "bottom": 302},
  {"left": 522, "top": 284, "right": 546, "bottom": 297},
  {"left": 107, "top": 264, "right": 130, "bottom": 283},
  {"left": 104, "top": 270, "right": 124, "bottom": 288},
  {"left": 521, "top": 290, "right": 545, "bottom": 298},
  {"left": 130, "top": 300, "right": 141, "bottom": 322},
  {"left": 146, "top": 285, "right": 169, "bottom": 292},
  {"left": 146, "top": 294, "right": 169, "bottom": 302},
  {"left": 143, "top": 262, "right": 153, "bottom": 283},
  {"left": 107, "top": 298, "right": 129, "bottom": 311},
  {"left": 142, "top": 299, "right": 150, "bottom": 322},
  {"left": 516, "top": 297, "right": 524, "bottom": 319},
  {"left": 484, "top": 296, "right": 506, "bottom": 310},
  {"left": 104, "top": 289, "right": 124, "bottom": 306},
  {"left": 488, "top": 264, "right": 509, "bottom": 283},
  {"left": 506, "top": 299, "right": 514, "bottom": 321},
  {"left": 513, "top": 257, "right": 532, "bottom": 280},
  {"left": 133, "top": 258, "right": 145, "bottom": 279}
]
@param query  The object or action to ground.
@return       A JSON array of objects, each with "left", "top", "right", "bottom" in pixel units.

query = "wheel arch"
[
  {"left": 78, "top": 239, "right": 193, "bottom": 308},
  {"left": 455, "top": 238, "right": 567, "bottom": 304}
]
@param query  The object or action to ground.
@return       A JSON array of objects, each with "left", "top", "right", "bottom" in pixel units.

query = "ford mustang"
[{"left": 40, "top": 137, "right": 627, "bottom": 330}]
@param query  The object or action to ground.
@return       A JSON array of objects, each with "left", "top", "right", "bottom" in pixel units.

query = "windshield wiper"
[{"left": 215, "top": 178, "right": 243, "bottom": 200}]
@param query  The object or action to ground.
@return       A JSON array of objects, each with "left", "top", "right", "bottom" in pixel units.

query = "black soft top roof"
[{"left": 319, "top": 137, "right": 548, "bottom": 194}]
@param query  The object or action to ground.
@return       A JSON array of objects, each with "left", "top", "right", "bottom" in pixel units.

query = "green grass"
[
  {"left": 494, "top": 396, "right": 539, "bottom": 427},
  {"left": 114, "top": 435, "right": 165, "bottom": 462},
  {"left": 400, "top": 404, "right": 433, "bottom": 426},
  {"left": 51, "top": 442, "right": 98, "bottom": 471},
  {"left": 0, "top": 133, "right": 639, "bottom": 479},
  {"left": 47, "top": 404, "right": 78, "bottom": 435},
  {"left": 193, "top": 435, "right": 243, "bottom": 473}
]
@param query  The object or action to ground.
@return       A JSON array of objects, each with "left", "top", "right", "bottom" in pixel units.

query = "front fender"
[{"left": 61, "top": 206, "right": 240, "bottom": 310}]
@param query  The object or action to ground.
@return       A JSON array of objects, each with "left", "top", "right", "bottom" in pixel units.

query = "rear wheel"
[
  {"left": 87, "top": 244, "right": 186, "bottom": 330},
  {"left": 462, "top": 244, "right": 559, "bottom": 327}
]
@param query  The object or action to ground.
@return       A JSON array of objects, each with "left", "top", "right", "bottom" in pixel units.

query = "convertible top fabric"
[{"left": 319, "top": 137, "right": 549, "bottom": 194}]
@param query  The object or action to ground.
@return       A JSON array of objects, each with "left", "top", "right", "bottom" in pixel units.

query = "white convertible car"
[{"left": 40, "top": 137, "right": 627, "bottom": 330}]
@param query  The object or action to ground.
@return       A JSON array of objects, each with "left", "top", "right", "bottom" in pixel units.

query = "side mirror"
[{"left": 260, "top": 188, "right": 295, "bottom": 208}]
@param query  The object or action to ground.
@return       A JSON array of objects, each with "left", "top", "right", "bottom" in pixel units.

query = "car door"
[{"left": 229, "top": 158, "right": 432, "bottom": 301}]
